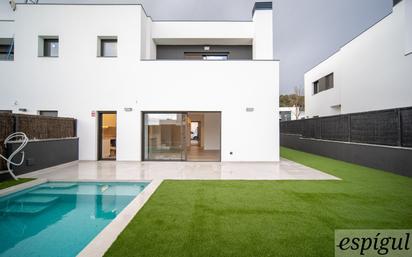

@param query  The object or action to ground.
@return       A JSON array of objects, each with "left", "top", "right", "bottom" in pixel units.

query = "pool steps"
[{"left": 0, "top": 187, "right": 74, "bottom": 215}]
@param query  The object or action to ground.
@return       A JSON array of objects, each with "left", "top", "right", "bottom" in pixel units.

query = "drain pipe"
[{"left": 0, "top": 132, "right": 29, "bottom": 180}]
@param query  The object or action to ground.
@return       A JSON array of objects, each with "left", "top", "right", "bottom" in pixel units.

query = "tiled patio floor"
[{"left": 20, "top": 158, "right": 339, "bottom": 181}]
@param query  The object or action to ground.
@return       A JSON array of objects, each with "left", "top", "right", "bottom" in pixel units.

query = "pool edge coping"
[{"left": 0, "top": 178, "right": 48, "bottom": 197}]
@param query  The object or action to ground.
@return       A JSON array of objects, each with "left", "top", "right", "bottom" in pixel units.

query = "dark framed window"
[
  {"left": 43, "top": 38, "right": 59, "bottom": 57},
  {"left": 100, "top": 39, "right": 117, "bottom": 57},
  {"left": 184, "top": 52, "right": 229, "bottom": 60},
  {"left": 313, "top": 81, "right": 319, "bottom": 94},
  {"left": 313, "top": 73, "right": 334, "bottom": 95},
  {"left": 38, "top": 110, "right": 58, "bottom": 117},
  {"left": 0, "top": 38, "right": 14, "bottom": 60}
]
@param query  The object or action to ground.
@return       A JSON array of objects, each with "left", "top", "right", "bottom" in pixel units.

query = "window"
[
  {"left": 313, "top": 81, "right": 319, "bottom": 94},
  {"left": 98, "top": 37, "right": 117, "bottom": 57},
  {"left": 203, "top": 55, "right": 228, "bottom": 60},
  {"left": 313, "top": 73, "right": 334, "bottom": 95},
  {"left": 39, "top": 36, "right": 59, "bottom": 57},
  {"left": 38, "top": 110, "right": 58, "bottom": 117},
  {"left": 184, "top": 52, "right": 229, "bottom": 60},
  {"left": 0, "top": 38, "right": 14, "bottom": 60}
]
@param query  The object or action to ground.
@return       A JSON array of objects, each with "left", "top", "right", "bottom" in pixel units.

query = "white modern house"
[
  {"left": 304, "top": 0, "right": 412, "bottom": 118},
  {"left": 279, "top": 107, "right": 305, "bottom": 121},
  {"left": 0, "top": 1, "right": 279, "bottom": 162}
]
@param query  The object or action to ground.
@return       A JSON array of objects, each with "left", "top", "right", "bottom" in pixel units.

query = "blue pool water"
[{"left": 0, "top": 181, "right": 149, "bottom": 257}]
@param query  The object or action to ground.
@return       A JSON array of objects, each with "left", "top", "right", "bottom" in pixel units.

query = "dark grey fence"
[
  {"left": 280, "top": 107, "right": 412, "bottom": 147},
  {"left": 0, "top": 114, "right": 77, "bottom": 171}
]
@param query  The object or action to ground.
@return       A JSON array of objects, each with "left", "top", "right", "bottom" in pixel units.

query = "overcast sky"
[{"left": 9, "top": 0, "right": 393, "bottom": 94}]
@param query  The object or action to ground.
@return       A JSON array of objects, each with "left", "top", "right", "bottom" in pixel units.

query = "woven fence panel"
[
  {"left": 0, "top": 113, "right": 14, "bottom": 170},
  {"left": 303, "top": 118, "right": 321, "bottom": 139},
  {"left": 321, "top": 115, "right": 350, "bottom": 141},
  {"left": 350, "top": 109, "right": 399, "bottom": 146},
  {"left": 401, "top": 108, "right": 412, "bottom": 147},
  {"left": 15, "top": 115, "right": 76, "bottom": 140},
  {"left": 280, "top": 119, "right": 304, "bottom": 135}
]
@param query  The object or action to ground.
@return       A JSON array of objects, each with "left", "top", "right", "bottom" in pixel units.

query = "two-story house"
[{"left": 0, "top": 1, "right": 279, "bottom": 162}]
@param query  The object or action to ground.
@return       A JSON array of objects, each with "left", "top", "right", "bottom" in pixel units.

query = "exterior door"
[{"left": 98, "top": 111, "right": 117, "bottom": 160}]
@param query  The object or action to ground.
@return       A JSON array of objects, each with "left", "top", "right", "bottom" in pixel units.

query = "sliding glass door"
[{"left": 143, "top": 113, "right": 187, "bottom": 161}]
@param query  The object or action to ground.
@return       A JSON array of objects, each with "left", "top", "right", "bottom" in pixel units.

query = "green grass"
[
  {"left": 0, "top": 178, "right": 34, "bottom": 190},
  {"left": 105, "top": 147, "right": 412, "bottom": 257}
]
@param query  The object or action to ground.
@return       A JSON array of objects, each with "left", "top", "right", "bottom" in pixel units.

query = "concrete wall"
[
  {"left": 151, "top": 21, "right": 254, "bottom": 46},
  {"left": 305, "top": 1, "right": 412, "bottom": 118},
  {"left": 406, "top": 0, "right": 412, "bottom": 55},
  {"left": 281, "top": 134, "right": 412, "bottom": 177},
  {"left": 304, "top": 53, "right": 342, "bottom": 117},
  {"left": 253, "top": 8, "right": 273, "bottom": 60},
  {"left": 3, "top": 138, "right": 78, "bottom": 179},
  {"left": 0, "top": 4, "right": 279, "bottom": 162}
]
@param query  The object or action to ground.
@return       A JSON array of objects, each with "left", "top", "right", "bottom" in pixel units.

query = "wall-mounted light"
[
  {"left": 124, "top": 108, "right": 133, "bottom": 112},
  {"left": 18, "top": 108, "right": 28, "bottom": 112},
  {"left": 204, "top": 46, "right": 210, "bottom": 51},
  {"left": 246, "top": 107, "right": 255, "bottom": 112}
]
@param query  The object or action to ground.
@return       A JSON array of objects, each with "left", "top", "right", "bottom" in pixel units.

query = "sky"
[{"left": 6, "top": 0, "right": 393, "bottom": 94}]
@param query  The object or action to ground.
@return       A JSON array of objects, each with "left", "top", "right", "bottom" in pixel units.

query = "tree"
[{"left": 290, "top": 86, "right": 304, "bottom": 119}]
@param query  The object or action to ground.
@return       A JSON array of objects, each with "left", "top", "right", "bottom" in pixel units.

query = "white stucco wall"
[
  {"left": 0, "top": 1, "right": 14, "bottom": 20},
  {"left": 405, "top": 0, "right": 412, "bottom": 55},
  {"left": 253, "top": 9, "right": 273, "bottom": 60},
  {"left": 0, "top": 4, "right": 279, "bottom": 162},
  {"left": 305, "top": 0, "right": 412, "bottom": 117},
  {"left": 304, "top": 52, "right": 342, "bottom": 117},
  {"left": 152, "top": 21, "right": 254, "bottom": 45}
]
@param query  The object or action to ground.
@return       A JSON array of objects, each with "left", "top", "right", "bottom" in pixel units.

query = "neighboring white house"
[
  {"left": 0, "top": 2, "right": 279, "bottom": 162},
  {"left": 304, "top": 0, "right": 412, "bottom": 118},
  {"left": 279, "top": 107, "right": 305, "bottom": 121}
]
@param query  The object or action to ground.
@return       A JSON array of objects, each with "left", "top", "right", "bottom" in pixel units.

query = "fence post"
[
  {"left": 74, "top": 119, "right": 77, "bottom": 137},
  {"left": 348, "top": 114, "right": 351, "bottom": 142},
  {"left": 319, "top": 118, "right": 322, "bottom": 139}
]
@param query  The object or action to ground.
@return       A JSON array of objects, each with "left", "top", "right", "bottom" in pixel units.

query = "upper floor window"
[
  {"left": 38, "top": 110, "right": 58, "bottom": 117},
  {"left": 313, "top": 73, "right": 334, "bottom": 95},
  {"left": 39, "top": 36, "right": 59, "bottom": 57},
  {"left": 184, "top": 52, "right": 229, "bottom": 60},
  {"left": 0, "top": 38, "right": 14, "bottom": 61},
  {"left": 98, "top": 37, "right": 117, "bottom": 57}
]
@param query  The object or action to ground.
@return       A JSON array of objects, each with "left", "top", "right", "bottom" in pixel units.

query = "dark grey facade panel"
[
  {"left": 156, "top": 45, "right": 253, "bottom": 60},
  {"left": 280, "top": 134, "right": 412, "bottom": 178},
  {"left": 393, "top": 0, "right": 402, "bottom": 7},
  {"left": 252, "top": 2, "right": 273, "bottom": 16},
  {"left": 0, "top": 138, "right": 79, "bottom": 180}
]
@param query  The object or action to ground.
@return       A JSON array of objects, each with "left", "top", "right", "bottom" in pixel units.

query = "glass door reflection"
[{"left": 143, "top": 113, "right": 187, "bottom": 161}]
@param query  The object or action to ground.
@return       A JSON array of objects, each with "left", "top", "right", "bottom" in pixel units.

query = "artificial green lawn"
[
  {"left": 0, "top": 178, "right": 34, "bottom": 190},
  {"left": 105, "top": 147, "right": 412, "bottom": 257}
]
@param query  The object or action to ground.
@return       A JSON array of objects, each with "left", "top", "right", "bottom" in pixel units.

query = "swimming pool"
[{"left": 0, "top": 181, "right": 149, "bottom": 257}]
